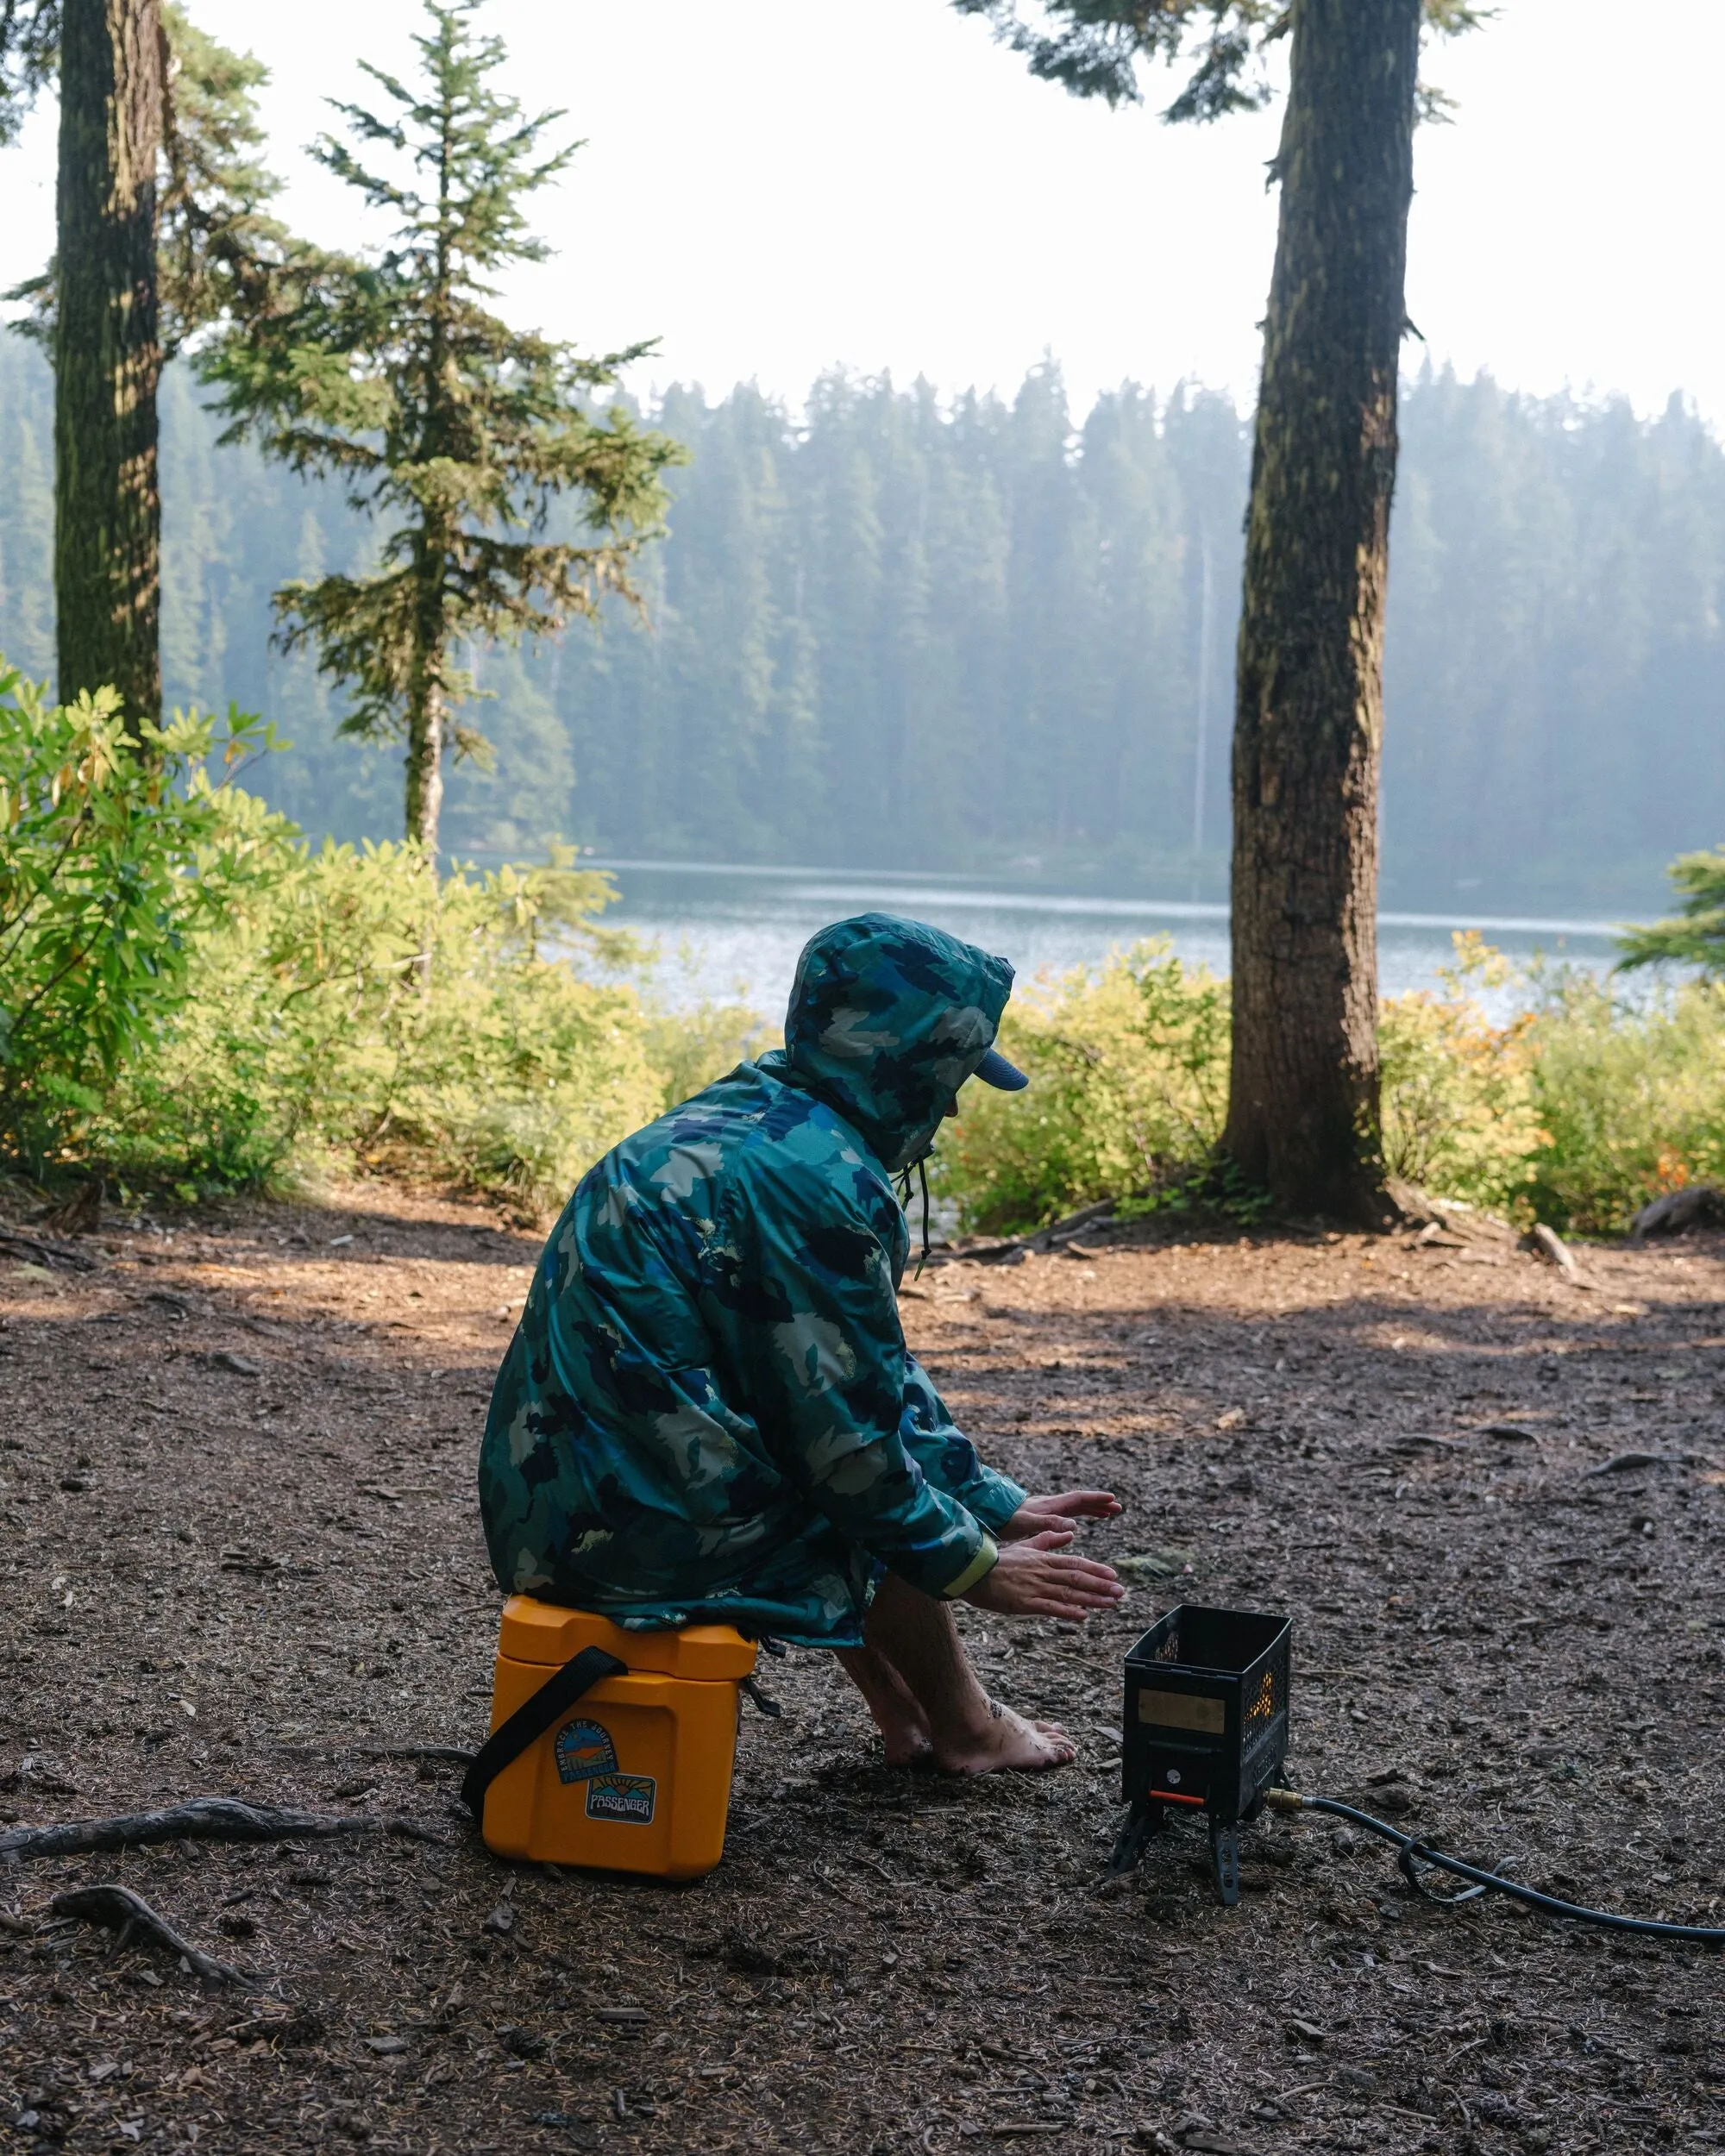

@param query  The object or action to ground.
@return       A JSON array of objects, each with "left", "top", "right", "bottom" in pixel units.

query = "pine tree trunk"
[
  {"left": 404, "top": 541, "right": 447, "bottom": 859},
  {"left": 54, "top": 0, "right": 164, "bottom": 727},
  {"left": 1221, "top": 0, "right": 1419, "bottom": 1224}
]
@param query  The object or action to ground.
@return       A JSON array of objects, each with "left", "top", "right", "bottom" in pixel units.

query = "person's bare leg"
[
  {"left": 835, "top": 1644, "right": 933, "bottom": 1767},
  {"left": 856, "top": 1572, "right": 1076, "bottom": 1772}
]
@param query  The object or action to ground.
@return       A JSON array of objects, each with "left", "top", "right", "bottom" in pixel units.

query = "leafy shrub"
[
  {"left": 0, "top": 656, "right": 751, "bottom": 1215},
  {"left": 97, "top": 841, "right": 668, "bottom": 1216},
  {"left": 936, "top": 924, "right": 1725, "bottom": 1240},
  {"left": 1520, "top": 968, "right": 1725, "bottom": 1234},
  {"left": 1377, "top": 933, "right": 1547, "bottom": 1214},
  {"left": 0, "top": 663, "right": 291, "bottom": 1175},
  {"left": 643, "top": 998, "right": 771, "bottom": 1116},
  {"left": 934, "top": 941, "right": 1229, "bottom": 1234},
  {"left": 14, "top": 648, "right": 1717, "bottom": 1243}
]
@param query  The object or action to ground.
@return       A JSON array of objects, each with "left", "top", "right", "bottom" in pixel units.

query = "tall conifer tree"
[
  {"left": 954, "top": 0, "right": 1481, "bottom": 1219},
  {"left": 3, "top": 1, "right": 284, "bottom": 728},
  {"left": 204, "top": 0, "right": 681, "bottom": 857}
]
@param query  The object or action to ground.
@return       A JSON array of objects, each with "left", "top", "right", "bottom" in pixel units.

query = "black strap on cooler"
[{"left": 461, "top": 1645, "right": 628, "bottom": 1825}]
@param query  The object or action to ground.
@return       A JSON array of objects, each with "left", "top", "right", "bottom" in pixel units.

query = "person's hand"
[
  {"left": 1000, "top": 1489, "right": 1122, "bottom": 1541},
  {"left": 963, "top": 1530, "right": 1124, "bottom": 1620}
]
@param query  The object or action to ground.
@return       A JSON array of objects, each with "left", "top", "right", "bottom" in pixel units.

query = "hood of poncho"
[{"left": 760, "top": 912, "right": 1015, "bottom": 1174}]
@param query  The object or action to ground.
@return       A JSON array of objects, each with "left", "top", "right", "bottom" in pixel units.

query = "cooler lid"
[{"left": 498, "top": 1595, "right": 758, "bottom": 1680}]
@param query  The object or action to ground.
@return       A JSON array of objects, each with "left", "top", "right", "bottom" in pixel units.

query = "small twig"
[
  {"left": 50, "top": 1883, "right": 244, "bottom": 1984},
  {"left": 0, "top": 1795, "right": 443, "bottom": 1863},
  {"left": 809, "top": 1865, "right": 873, "bottom": 1914}
]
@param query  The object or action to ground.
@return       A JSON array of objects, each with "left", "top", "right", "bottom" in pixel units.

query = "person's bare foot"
[{"left": 931, "top": 1699, "right": 1076, "bottom": 1774}]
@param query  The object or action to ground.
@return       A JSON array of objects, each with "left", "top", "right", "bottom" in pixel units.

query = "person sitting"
[{"left": 479, "top": 912, "right": 1123, "bottom": 1771}]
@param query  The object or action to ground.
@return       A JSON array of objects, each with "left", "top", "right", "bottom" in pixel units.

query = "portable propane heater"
[
  {"left": 1110, "top": 1603, "right": 1290, "bottom": 1906},
  {"left": 1106, "top": 1603, "right": 1725, "bottom": 1946}
]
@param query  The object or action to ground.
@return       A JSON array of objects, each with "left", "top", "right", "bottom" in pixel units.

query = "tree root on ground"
[
  {"left": 48, "top": 1883, "right": 245, "bottom": 1984},
  {"left": 0, "top": 1795, "right": 442, "bottom": 1864}
]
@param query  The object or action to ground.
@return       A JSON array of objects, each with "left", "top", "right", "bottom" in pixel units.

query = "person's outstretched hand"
[
  {"left": 963, "top": 1530, "right": 1124, "bottom": 1620},
  {"left": 1000, "top": 1489, "right": 1122, "bottom": 1541}
]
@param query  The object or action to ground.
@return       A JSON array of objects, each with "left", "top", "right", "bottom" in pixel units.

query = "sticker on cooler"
[
  {"left": 554, "top": 1717, "right": 618, "bottom": 1784},
  {"left": 585, "top": 1772, "right": 657, "bottom": 1825}
]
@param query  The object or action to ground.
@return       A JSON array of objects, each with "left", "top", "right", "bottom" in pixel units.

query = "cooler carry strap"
[{"left": 461, "top": 1644, "right": 628, "bottom": 1824}]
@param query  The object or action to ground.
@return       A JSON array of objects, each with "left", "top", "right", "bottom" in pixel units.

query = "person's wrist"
[{"left": 942, "top": 1535, "right": 999, "bottom": 1599}]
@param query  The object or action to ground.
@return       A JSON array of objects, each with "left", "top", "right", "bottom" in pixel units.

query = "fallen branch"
[
  {"left": 0, "top": 1795, "right": 442, "bottom": 1864},
  {"left": 49, "top": 1883, "right": 243, "bottom": 1984},
  {"left": 930, "top": 1200, "right": 1118, "bottom": 1269},
  {"left": 0, "top": 1227, "right": 97, "bottom": 1273}
]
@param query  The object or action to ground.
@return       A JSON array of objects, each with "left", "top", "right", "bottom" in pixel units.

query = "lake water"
[{"left": 593, "top": 858, "right": 1622, "bottom": 1018}]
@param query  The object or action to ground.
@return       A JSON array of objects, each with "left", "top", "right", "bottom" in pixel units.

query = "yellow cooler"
[{"left": 471, "top": 1597, "right": 758, "bottom": 1881}]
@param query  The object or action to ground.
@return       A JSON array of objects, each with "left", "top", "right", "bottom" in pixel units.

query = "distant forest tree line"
[{"left": 0, "top": 338, "right": 1720, "bottom": 913}]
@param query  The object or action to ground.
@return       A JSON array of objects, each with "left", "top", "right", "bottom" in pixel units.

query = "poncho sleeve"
[
  {"left": 721, "top": 1147, "right": 997, "bottom": 1600},
  {"left": 900, "top": 1353, "right": 1027, "bottom": 1534}
]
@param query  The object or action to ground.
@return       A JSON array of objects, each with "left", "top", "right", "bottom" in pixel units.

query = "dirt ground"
[{"left": 1, "top": 1185, "right": 1722, "bottom": 2156}]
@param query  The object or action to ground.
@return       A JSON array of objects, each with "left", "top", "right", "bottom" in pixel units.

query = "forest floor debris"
[{"left": 1, "top": 1184, "right": 1722, "bottom": 2153}]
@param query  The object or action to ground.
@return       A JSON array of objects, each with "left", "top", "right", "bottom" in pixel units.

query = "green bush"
[
  {"left": 934, "top": 940, "right": 1229, "bottom": 1234},
  {"left": 0, "top": 663, "right": 291, "bottom": 1176},
  {"left": 96, "top": 841, "right": 674, "bottom": 1216},
  {"left": 1377, "top": 932, "right": 1547, "bottom": 1215},
  {"left": 934, "top": 924, "right": 1725, "bottom": 1240},
  {"left": 1520, "top": 968, "right": 1725, "bottom": 1234},
  {"left": 12, "top": 643, "right": 1717, "bottom": 1241},
  {"left": 0, "top": 656, "right": 761, "bottom": 1215}
]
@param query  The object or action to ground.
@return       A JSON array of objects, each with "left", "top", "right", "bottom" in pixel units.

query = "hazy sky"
[{"left": 2, "top": 0, "right": 1719, "bottom": 424}]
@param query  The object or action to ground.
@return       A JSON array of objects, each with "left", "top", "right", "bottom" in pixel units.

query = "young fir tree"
[
  {"left": 1617, "top": 848, "right": 1725, "bottom": 977},
  {"left": 953, "top": 0, "right": 1481, "bottom": 1221},
  {"left": 2, "top": 1, "right": 285, "bottom": 730},
  {"left": 203, "top": 0, "right": 682, "bottom": 858}
]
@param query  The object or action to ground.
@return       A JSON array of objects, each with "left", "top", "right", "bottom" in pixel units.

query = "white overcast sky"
[{"left": 2, "top": 0, "right": 1720, "bottom": 425}]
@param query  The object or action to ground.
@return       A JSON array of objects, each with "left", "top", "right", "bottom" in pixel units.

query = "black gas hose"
[{"left": 1266, "top": 1789, "right": 1725, "bottom": 1946}]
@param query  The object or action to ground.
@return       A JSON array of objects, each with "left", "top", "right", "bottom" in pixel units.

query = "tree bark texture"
[
  {"left": 54, "top": 0, "right": 164, "bottom": 726},
  {"left": 405, "top": 536, "right": 448, "bottom": 859},
  {"left": 1222, "top": 0, "right": 1419, "bottom": 1223}
]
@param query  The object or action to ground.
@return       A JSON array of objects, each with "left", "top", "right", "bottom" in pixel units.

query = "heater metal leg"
[
  {"left": 1208, "top": 1817, "right": 1241, "bottom": 1908},
  {"left": 1106, "top": 1798, "right": 1164, "bottom": 1877}
]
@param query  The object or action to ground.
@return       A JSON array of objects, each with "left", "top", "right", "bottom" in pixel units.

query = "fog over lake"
[{"left": 595, "top": 860, "right": 1620, "bottom": 1019}]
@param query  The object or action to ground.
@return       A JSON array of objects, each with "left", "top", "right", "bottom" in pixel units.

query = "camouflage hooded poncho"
[{"left": 478, "top": 913, "right": 1028, "bottom": 1645}]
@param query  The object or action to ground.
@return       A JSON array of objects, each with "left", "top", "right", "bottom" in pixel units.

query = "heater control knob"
[{"left": 1164, "top": 1768, "right": 1182, "bottom": 1786}]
